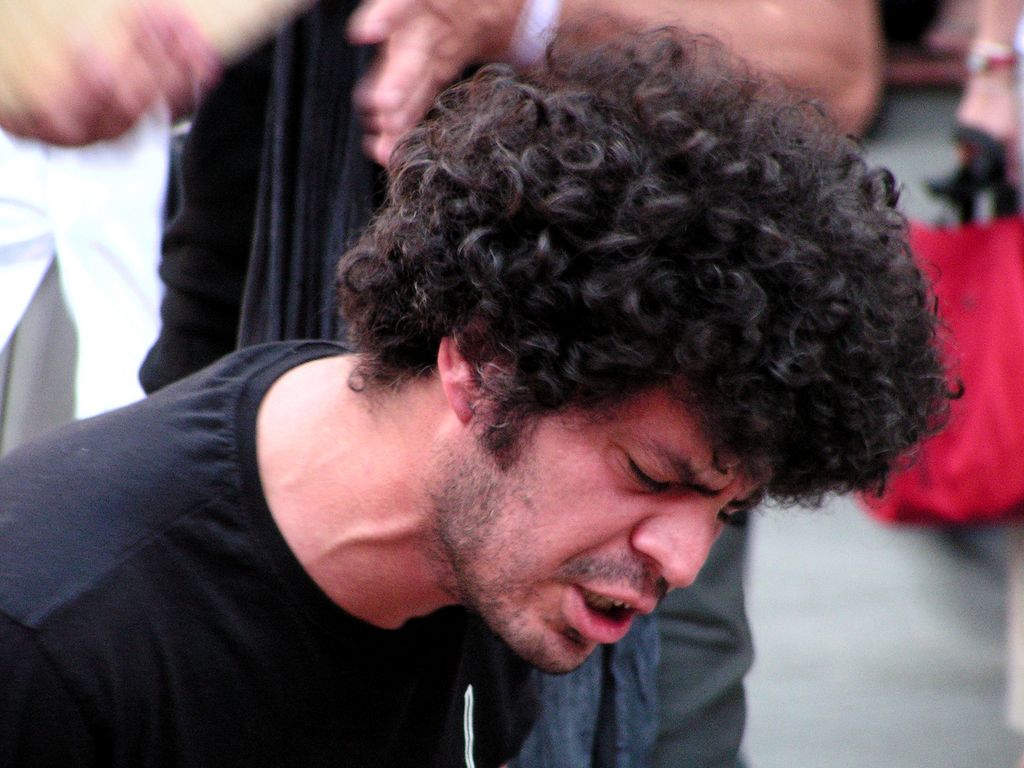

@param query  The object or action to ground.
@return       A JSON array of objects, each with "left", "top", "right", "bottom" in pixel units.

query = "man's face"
[{"left": 430, "top": 388, "right": 759, "bottom": 674}]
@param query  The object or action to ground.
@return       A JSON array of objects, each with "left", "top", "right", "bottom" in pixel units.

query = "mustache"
[{"left": 558, "top": 555, "right": 669, "bottom": 602}]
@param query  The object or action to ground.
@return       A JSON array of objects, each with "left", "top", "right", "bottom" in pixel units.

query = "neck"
[{"left": 256, "top": 355, "right": 456, "bottom": 628}]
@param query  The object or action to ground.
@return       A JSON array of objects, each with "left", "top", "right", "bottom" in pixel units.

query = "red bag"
[{"left": 863, "top": 215, "right": 1024, "bottom": 525}]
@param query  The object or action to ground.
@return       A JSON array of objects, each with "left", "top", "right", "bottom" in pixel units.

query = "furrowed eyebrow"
[
  {"left": 639, "top": 439, "right": 731, "bottom": 497},
  {"left": 669, "top": 462, "right": 727, "bottom": 497}
]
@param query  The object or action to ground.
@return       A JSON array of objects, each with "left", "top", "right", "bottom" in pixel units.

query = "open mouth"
[
  {"left": 566, "top": 586, "right": 640, "bottom": 645},
  {"left": 580, "top": 589, "right": 635, "bottom": 622}
]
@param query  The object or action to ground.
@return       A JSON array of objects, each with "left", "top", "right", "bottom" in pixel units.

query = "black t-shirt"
[{"left": 0, "top": 341, "right": 537, "bottom": 768}]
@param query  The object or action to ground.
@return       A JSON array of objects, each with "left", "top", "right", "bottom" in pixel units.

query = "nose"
[{"left": 629, "top": 505, "right": 723, "bottom": 590}]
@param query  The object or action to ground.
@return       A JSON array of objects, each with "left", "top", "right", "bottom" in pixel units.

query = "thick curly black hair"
[{"left": 339, "top": 28, "right": 950, "bottom": 502}]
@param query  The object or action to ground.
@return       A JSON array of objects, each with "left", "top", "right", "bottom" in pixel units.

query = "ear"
[{"left": 437, "top": 337, "right": 477, "bottom": 424}]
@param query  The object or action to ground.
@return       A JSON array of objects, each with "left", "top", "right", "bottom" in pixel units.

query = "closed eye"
[{"left": 628, "top": 458, "right": 672, "bottom": 493}]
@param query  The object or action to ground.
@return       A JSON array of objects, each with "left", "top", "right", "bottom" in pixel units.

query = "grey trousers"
[
  {"left": 0, "top": 261, "right": 75, "bottom": 457},
  {"left": 655, "top": 524, "right": 751, "bottom": 768}
]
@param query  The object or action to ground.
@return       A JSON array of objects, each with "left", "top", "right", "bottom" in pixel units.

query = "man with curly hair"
[{"left": 0, "top": 29, "right": 947, "bottom": 768}]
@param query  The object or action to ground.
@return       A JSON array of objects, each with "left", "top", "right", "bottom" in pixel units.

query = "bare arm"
[
  {"left": 349, "top": 0, "right": 884, "bottom": 165},
  {"left": 975, "top": 0, "right": 1024, "bottom": 41},
  {"left": 559, "top": 0, "right": 883, "bottom": 136}
]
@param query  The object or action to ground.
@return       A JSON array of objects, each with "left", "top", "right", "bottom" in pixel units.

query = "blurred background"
[{"left": 743, "top": 84, "right": 1018, "bottom": 764}]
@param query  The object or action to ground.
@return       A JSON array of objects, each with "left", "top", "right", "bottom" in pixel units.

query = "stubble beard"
[{"left": 427, "top": 440, "right": 589, "bottom": 674}]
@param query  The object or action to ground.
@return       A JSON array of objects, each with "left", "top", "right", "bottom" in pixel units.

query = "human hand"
[
  {"left": 0, "top": 3, "right": 221, "bottom": 146},
  {"left": 347, "top": 0, "right": 525, "bottom": 165}
]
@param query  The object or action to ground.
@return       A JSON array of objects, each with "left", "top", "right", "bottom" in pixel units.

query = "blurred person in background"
[
  {"left": 952, "top": 4, "right": 1024, "bottom": 766},
  {"left": 0, "top": 6, "right": 218, "bottom": 454}
]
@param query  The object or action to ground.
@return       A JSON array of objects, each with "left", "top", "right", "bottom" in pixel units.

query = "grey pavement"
[{"left": 741, "top": 88, "right": 1023, "bottom": 768}]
